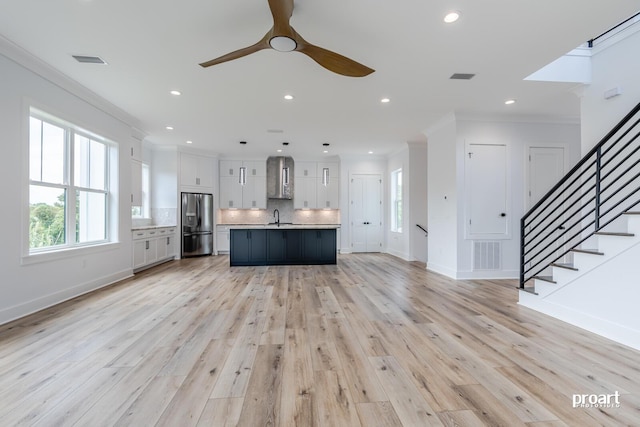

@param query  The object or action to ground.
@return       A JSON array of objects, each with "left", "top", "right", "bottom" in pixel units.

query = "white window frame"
[
  {"left": 26, "top": 108, "right": 117, "bottom": 259},
  {"left": 391, "top": 168, "right": 403, "bottom": 233}
]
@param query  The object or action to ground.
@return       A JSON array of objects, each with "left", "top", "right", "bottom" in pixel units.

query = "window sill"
[{"left": 22, "top": 242, "right": 121, "bottom": 266}]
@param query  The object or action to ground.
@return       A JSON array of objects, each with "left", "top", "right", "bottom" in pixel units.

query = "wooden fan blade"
[
  {"left": 199, "top": 37, "right": 270, "bottom": 68},
  {"left": 268, "top": 0, "right": 294, "bottom": 31},
  {"left": 297, "top": 43, "right": 374, "bottom": 77}
]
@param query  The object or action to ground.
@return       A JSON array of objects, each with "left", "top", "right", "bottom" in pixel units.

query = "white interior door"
[
  {"left": 350, "top": 174, "right": 382, "bottom": 252},
  {"left": 466, "top": 144, "right": 509, "bottom": 238}
]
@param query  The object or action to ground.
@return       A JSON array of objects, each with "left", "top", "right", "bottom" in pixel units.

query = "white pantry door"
[{"left": 350, "top": 174, "right": 383, "bottom": 252}]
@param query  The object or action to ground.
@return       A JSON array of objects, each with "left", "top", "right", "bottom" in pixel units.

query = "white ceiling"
[{"left": 1, "top": 0, "right": 639, "bottom": 158}]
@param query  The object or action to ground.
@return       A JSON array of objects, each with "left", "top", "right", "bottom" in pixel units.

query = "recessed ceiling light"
[
  {"left": 277, "top": 149, "right": 283, "bottom": 153},
  {"left": 165, "top": 126, "right": 174, "bottom": 130},
  {"left": 505, "top": 99, "right": 517, "bottom": 105},
  {"left": 284, "top": 94, "right": 294, "bottom": 100},
  {"left": 368, "top": 151, "right": 374, "bottom": 154},
  {"left": 381, "top": 98, "right": 390, "bottom": 103},
  {"left": 323, "top": 150, "right": 329, "bottom": 154},
  {"left": 444, "top": 11, "right": 461, "bottom": 23},
  {"left": 170, "top": 90, "right": 181, "bottom": 96},
  {"left": 186, "top": 140, "right": 193, "bottom": 144}
]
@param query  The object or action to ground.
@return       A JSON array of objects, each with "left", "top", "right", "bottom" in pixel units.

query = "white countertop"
[
  {"left": 132, "top": 224, "right": 177, "bottom": 231},
  {"left": 223, "top": 224, "right": 340, "bottom": 230}
]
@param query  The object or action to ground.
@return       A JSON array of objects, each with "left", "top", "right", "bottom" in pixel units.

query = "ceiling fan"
[{"left": 199, "top": 0, "right": 374, "bottom": 77}]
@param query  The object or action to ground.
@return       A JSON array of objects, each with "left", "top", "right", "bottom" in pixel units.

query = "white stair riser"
[
  {"left": 518, "top": 290, "right": 539, "bottom": 305},
  {"left": 601, "top": 215, "right": 629, "bottom": 234},
  {"left": 572, "top": 252, "right": 606, "bottom": 271},
  {"left": 533, "top": 279, "right": 556, "bottom": 297},
  {"left": 551, "top": 266, "right": 579, "bottom": 284},
  {"left": 625, "top": 215, "right": 640, "bottom": 235},
  {"left": 596, "top": 234, "right": 638, "bottom": 256}
]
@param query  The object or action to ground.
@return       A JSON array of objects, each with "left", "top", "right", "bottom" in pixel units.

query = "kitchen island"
[{"left": 229, "top": 224, "right": 338, "bottom": 266}]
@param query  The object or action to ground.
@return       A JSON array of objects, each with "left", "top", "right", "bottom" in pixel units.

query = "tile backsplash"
[
  {"left": 218, "top": 199, "right": 340, "bottom": 224},
  {"left": 151, "top": 208, "right": 177, "bottom": 226}
]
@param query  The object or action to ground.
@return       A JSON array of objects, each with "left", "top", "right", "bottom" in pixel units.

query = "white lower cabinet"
[
  {"left": 132, "top": 227, "right": 176, "bottom": 272},
  {"left": 216, "top": 225, "right": 230, "bottom": 252}
]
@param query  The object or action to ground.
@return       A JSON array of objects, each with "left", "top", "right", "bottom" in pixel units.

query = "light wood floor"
[{"left": 1, "top": 254, "right": 639, "bottom": 426}]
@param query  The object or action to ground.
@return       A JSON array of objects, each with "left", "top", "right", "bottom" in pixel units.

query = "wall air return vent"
[
  {"left": 72, "top": 55, "right": 107, "bottom": 64},
  {"left": 450, "top": 73, "right": 475, "bottom": 80},
  {"left": 473, "top": 241, "right": 501, "bottom": 270}
]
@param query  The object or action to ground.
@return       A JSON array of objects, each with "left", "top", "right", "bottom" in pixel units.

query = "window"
[
  {"left": 391, "top": 168, "right": 403, "bottom": 232},
  {"left": 29, "top": 110, "right": 114, "bottom": 253}
]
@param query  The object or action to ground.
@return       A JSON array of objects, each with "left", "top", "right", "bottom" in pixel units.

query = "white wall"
[
  {"left": 408, "top": 142, "right": 428, "bottom": 263},
  {"left": 0, "top": 44, "right": 138, "bottom": 324},
  {"left": 581, "top": 25, "right": 640, "bottom": 153},
  {"left": 426, "top": 115, "right": 459, "bottom": 277},
  {"left": 383, "top": 142, "right": 428, "bottom": 262},
  {"left": 455, "top": 116, "right": 581, "bottom": 279},
  {"left": 426, "top": 113, "right": 581, "bottom": 280},
  {"left": 386, "top": 147, "right": 410, "bottom": 260}
]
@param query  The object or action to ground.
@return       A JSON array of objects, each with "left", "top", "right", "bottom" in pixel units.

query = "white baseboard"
[
  {"left": 0, "top": 269, "right": 133, "bottom": 326},
  {"left": 385, "top": 249, "right": 411, "bottom": 261},
  {"left": 426, "top": 262, "right": 457, "bottom": 279},
  {"left": 519, "top": 292, "right": 640, "bottom": 352},
  {"left": 455, "top": 270, "right": 519, "bottom": 280}
]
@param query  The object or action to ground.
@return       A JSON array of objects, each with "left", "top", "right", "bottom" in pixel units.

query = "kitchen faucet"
[{"left": 273, "top": 209, "right": 280, "bottom": 226}]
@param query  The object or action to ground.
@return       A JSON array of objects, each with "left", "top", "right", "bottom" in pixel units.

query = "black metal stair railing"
[{"left": 520, "top": 101, "right": 640, "bottom": 289}]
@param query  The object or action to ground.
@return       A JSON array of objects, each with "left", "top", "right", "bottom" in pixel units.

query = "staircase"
[{"left": 518, "top": 102, "right": 640, "bottom": 350}]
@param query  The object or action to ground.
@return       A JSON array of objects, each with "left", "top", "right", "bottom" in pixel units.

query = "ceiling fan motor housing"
[{"left": 269, "top": 36, "right": 297, "bottom": 52}]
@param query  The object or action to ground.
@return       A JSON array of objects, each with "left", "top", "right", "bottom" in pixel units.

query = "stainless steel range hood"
[{"left": 267, "top": 156, "right": 294, "bottom": 199}]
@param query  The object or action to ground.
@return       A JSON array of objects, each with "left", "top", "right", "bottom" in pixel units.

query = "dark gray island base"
[{"left": 230, "top": 228, "right": 337, "bottom": 266}]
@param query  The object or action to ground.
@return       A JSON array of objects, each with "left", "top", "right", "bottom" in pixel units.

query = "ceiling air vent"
[
  {"left": 450, "top": 73, "right": 475, "bottom": 80},
  {"left": 72, "top": 55, "right": 107, "bottom": 64}
]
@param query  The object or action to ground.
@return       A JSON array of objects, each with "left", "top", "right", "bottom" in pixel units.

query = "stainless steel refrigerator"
[{"left": 181, "top": 192, "right": 213, "bottom": 257}]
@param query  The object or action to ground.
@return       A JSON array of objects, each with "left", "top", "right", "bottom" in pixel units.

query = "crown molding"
[{"left": 0, "top": 34, "right": 141, "bottom": 129}]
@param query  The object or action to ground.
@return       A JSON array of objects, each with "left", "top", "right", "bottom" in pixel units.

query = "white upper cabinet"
[
  {"left": 219, "top": 160, "right": 243, "bottom": 177},
  {"left": 317, "top": 162, "right": 339, "bottom": 209},
  {"left": 294, "top": 161, "right": 339, "bottom": 209},
  {"left": 181, "top": 153, "right": 214, "bottom": 189},
  {"left": 294, "top": 176, "right": 317, "bottom": 209},
  {"left": 219, "top": 159, "right": 266, "bottom": 209},
  {"left": 295, "top": 161, "right": 317, "bottom": 178},
  {"left": 130, "top": 137, "right": 142, "bottom": 161},
  {"left": 131, "top": 160, "right": 142, "bottom": 206}
]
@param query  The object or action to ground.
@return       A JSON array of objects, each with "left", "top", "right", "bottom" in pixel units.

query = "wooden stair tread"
[
  {"left": 623, "top": 211, "right": 640, "bottom": 215},
  {"left": 533, "top": 275, "right": 556, "bottom": 284},
  {"left": 552, "top": 263, "right": 578, "bottom": 271},
  {"left": 571, "top": 248, "right": 604, "bottom": 255},
  {"left": 594, "top": 231, "right": 635, "bottom": 237}
]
